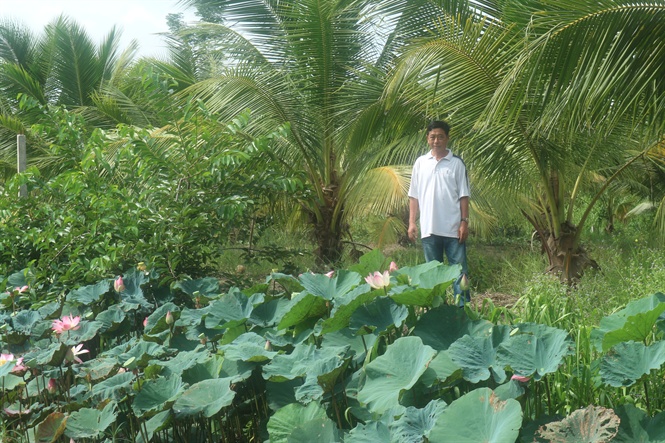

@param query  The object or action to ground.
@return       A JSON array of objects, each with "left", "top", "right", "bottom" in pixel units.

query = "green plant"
[{"left": 2, "top": 250, "right": 664, "bottom": 442}]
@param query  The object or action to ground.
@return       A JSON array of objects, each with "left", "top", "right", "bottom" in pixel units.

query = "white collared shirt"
[{"left": 408, "top": 149, "right": 470, "bottom": 238}]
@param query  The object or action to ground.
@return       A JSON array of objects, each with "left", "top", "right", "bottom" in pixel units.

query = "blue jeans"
[{"left": 422, "top": 235, "right": 470, "bottom": 306}]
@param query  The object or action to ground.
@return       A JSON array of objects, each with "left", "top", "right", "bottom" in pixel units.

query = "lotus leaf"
[
  {"left": 263, "top": 343, "right": 350, "bottom": 402},
  {"left": 495, "top": 323, "right": 574, "bottom": 380},
  {"left": 156, "top": 346, "right": 209, "bottom": 376},
  {"left": 95, "top": 305, "right": 126, "bottom": 333},
  {"left": 266, "top": 378, "right": 303, "bottom": 411},
  {"left": 267, "top": 402, "right": 330, "bottom": 443},
  {"left": 172, "top": 377, "right": 236, "bottom": 418},
  {"left": 144, "top": 302, "right": 179, "bottom": 334},
  {"left": 132, "top": 374, "right": 185, "bottom": 417},
  {"left": 205, "top": 289, "right": 264, "bottom": 329},
  {"left": 174, "top": 277, "right": 220, "bottom": 297},
  {"left": 288, "top": 417, "right": 341, "bottom": 443},
  {"left": 88, "top": 371, "right": 134, "bottom": 401},
  {"left": 389, "top": 399, "right": 447, "bottom": 443},
  {"left": 321, "top": 284, "right": 375, "bottom": 334},
  {"left": 277, "top": 292, "right": 328, "bottom": 330},
  {"left": 321, "top": 328, "right": 378, "bottom": 364},
  {"left": 346, "top": 421, "right": 391, "bottom": 443},
  {"left": 250, "top": 297, "right": 293, "bottom": 327},
  {"left": 429, "top": 388, "right": 522, "bottom": 442},
  {"left": 537, "top": 405, "right": 620, "bottom": 443},
  {"left": 349, "top": 296, "right": 408, "bottom": 335},
  {"left": 420, "top": 350, "right": 462, "bottom": 386},
  {"left": 358, "top": 336, "right": 436, "bottom": 414},
  {"left": 600, "top": 340, "right": 665, "bottom": 387},
  {"left": 591, "top": 293, "right": 665, "bottom": 352},
  {"left": 35, "top": 411, "right": 67, "bottom": 443},
  {"left": 25, "top": 342, "right": 68, "bottom": 366},
  {"left": 413, "top": 305, "right": 492, "bottom": 351},
  {"left": 11, "top": 310, "right": 42, "bottom": 335},
  {"left": 448, "top": 325, "right": 513, "bottom": 383},
  {"left": 346, "top": 248, "right": 388, "bottom": 277},
  {"left": 181, "top": 354, "right": 224, "bottom": 385},
  {"left": 266, "top": 272, "right": 304, "bottom": 295},
  {"left": 299, "top": 269, "right": 362, "bottom": 300},
  {"left": 58, "top": 320, "right": 103, "bottom": 346},
  {"left": 117, "top": 340, "right": 167, "bottom": 369},
  {"left": 67, "top": 280, "right": 110, "bottom": 305},
  {"left": 65, "top": 401, "right": 117, "bottom": 439},
  {"left": 136, "top": 410, "right": 172, "bottom": 443},
  {"left": 393, "top": 261, "right": 445, "bottom": 287},
  {"left": 220, "top": 331, "right": 277, "bottom": 362},
  {"left": 613, "top": 404, "right": 665, "bottom": 442}
]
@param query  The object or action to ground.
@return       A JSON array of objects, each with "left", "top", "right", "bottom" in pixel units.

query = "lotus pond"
[{"left": 1, "top": 249, "right": 665, "bottom": 442}]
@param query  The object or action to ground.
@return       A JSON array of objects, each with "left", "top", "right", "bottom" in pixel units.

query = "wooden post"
[{"left": 17, "top": 134, "right": 27, "bottom": 197}]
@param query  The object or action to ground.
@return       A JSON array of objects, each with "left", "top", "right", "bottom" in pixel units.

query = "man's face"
[{"left": 427, "top": 128, "right": 448, "bottom": 150}]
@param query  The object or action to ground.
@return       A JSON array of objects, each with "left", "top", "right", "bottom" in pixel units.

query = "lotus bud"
[
  {"left": 459, "top": 274, "right": 469, "bottom": 291},
  {"left": 389, "top": 261, "right": 398, "bottom": 272},
  {"left": 511, "top": 374, "right": 530, "bottom": 383},
  {"left": 265, "top": 340, "right": 272, "bottom": 351},
  {"left": 137, "top": 262, "right": 147, "bottom": 272},
  {"left": 114, "top": 276, "right": 125, "bottom": 293},
  {"left": 325, "top": 270, "right": 334, "bottom": 278},
  {"left": 165, "top": 311, "right": 174, "bottom": 325},
  {"left": 143, "top": 317, "right": 148, "bottom": 328},
  {"left": 47, "top": 378, "right": 57, "bottom": 394},
  {"left": 236, "top": 264, "right": 246, "bottom": 274}
]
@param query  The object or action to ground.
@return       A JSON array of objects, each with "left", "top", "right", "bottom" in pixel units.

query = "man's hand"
[
  {"left": 408, "top": 223, "right": 418, "bottom": 242},
  {"left": 458, "top": 221, "right": 468, "bottom": 243}
]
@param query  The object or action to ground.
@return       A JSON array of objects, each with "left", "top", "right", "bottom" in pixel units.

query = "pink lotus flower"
[
  {"left": 365, "top": 270, "right": 391, "bottom": 290},
  {"left": 389, "top": 261, "right": 398, "bottom": 272},
  {"left": 11, "top": 357, "right": 26, "bottom": 375},
  {"left": 511, "top": 374, "right": 530, "bottom": 383},
  {"left": 325, "top": 270, "right": 334, "bottom": 278},
  {"left": 459, "top": 274, "right": 470, "bottom": 291},
  {"left": 114, "top": 276, "right": 125, "bottom": 292},
  {"left": 0, "top": 353, "right": 15, "bottom": 366},
  {"left": 165, "top": 311, "right": 174, "bottom": 325},
  {"left": 65, "top": 344, "right": 89, "bottom": 364},
  {"left": 52, "top": 314, "right": 81, "bottom": 334},
  {"left": 47, "top": 378, "right": 57, "bottom": 394},
  {"left": 15, "top": 285, "right": 28, "bottom": 293}
]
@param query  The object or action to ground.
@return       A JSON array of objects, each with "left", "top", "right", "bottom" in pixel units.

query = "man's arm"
[
  {"left": 458, "top": 196, "right": 469, "bottom": 243},
  {"left": 408, "top": 197, "right": 419, "bottom": 242}
]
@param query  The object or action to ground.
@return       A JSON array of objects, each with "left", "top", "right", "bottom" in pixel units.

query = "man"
[{"left": 408, "top": 120, "right": 471, "bottom": 306}]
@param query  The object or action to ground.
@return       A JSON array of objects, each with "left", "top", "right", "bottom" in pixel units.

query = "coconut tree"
[
  {"left": 0, "top": 16, "right": 137, "bottom": 175},
  {"left": 175, "top": 0, "right": 452, "bottom": 263},
  {"left": 386, "top": 0, "right": 665, "bottom": 280}
]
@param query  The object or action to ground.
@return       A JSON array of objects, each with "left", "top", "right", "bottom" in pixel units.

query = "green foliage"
[
  {"left": 1, "top": 249, "right": 664, "bottom": 442},
  {"left": 0, "top": 105, "right": 306, "bottom": 290}
]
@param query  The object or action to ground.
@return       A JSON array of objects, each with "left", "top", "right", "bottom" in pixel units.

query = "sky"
[{"left": 0, "top": 0, "right": 198, "bottom": 58}]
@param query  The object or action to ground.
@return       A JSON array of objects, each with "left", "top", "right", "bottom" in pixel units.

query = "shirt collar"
[{"left": 427, "top": 149, "right": 453, "bottom": 161}]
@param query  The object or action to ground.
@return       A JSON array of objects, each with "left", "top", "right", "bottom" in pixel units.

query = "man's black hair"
[{"left": 426, "top": 120, "right": 450, "bottom": 136}]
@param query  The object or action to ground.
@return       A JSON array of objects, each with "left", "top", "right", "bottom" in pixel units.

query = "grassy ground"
[{"left": 213, "top": 216, "right": 665, "bottom": 329}]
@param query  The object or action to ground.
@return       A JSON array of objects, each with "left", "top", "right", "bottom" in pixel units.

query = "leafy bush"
[{"left": 0, "top": 105, "right": 306, "bottom": 292}]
